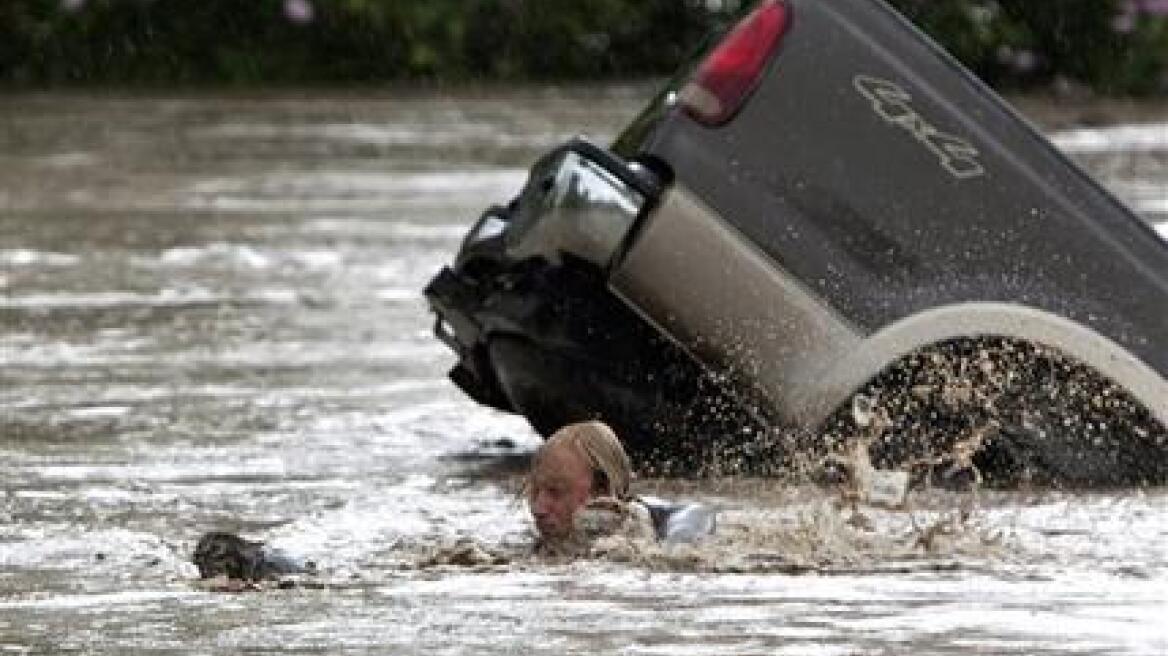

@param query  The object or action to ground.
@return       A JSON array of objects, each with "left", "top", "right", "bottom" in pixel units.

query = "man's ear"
[{"left": 592, "top": 470, "right": 611, "bottom": 496}]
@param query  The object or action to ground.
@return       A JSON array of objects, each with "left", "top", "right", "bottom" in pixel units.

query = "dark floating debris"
[
  {"left": 418, "top": 536, "right": 510, "bottom": 569},
  {"left": 193, "top": 532, "right": 318, "bottom": 592}
]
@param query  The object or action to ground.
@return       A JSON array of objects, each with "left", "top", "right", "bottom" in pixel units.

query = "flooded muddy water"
[{"left": 1, "top": 88, "right": 1166, "bottom": 655}]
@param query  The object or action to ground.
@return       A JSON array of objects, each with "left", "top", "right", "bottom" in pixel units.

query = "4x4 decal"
[{"left": 853, "top": 75, "right": 986, "bottom": 180}]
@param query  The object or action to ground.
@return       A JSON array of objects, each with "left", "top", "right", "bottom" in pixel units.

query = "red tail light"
[{"left": 680, "top": 0, "right": 791, "bottom": 126}]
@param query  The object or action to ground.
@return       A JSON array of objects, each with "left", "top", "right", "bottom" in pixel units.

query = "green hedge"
[
  {"left": 891, "top": 0, "right": 1168, "bottom": 95},
  {"left": 2, "top": 0, "right": 1166, "bottom": 94},
  {"left": 0, "top": 0, "right": 721, "bottom": 84}
]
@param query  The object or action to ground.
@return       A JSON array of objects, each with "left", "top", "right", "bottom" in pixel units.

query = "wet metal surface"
[{"left": 1, "top": 88, "right": 1166, "bottom": 654}]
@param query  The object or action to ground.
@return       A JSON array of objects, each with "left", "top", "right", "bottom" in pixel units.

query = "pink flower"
[
  {"left": 1137, "top": 0, "right": 1168, "bottom": 14},
  {"left": 284, "top": 0, "right": 315, "bottom": 25},
  {"left": 1114, "top": 0, "right": 1168, "bottom": 33}
]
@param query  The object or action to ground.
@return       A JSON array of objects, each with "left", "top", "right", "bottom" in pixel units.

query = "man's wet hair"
[{"left": 527, "top": 420, "right": 632, "bottom": 500}]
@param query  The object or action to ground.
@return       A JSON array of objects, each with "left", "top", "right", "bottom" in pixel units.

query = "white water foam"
[
  {"left": 182, "top": 169, "right": 526, "bottom": 213},
  {"left": 0, "top": 287, "right": 310, "bottom": 310},
  {"left": 0, "top": 249, "right": 80, "bottom": 267},
  {"left": 1051, "top": 122, "right": 1168, "bottom": 154}
]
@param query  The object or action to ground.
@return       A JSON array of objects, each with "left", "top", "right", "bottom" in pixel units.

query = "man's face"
[{"left": 528, "top": 442, "right": 594, "bottom": 541}]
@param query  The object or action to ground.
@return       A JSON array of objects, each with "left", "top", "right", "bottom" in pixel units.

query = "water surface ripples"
[{"left": 1, "top": 88, "right": 1165, "bottom": 655}]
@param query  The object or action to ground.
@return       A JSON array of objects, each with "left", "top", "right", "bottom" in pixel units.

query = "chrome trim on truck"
[{"left": 505, "top": 139, "right": 657, "bottom": 269}]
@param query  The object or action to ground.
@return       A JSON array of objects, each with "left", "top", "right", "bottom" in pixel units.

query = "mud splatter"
[{"left": 819, "top": 337, "right": 1167, "bottom": 487}]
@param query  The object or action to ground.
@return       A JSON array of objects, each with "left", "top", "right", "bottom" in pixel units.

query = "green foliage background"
[
  {"left": 2, "top": 0, "right": 1166, "bottom": 94},
  {"left": 893, "top": 0, "right": 1168, "bottom": 95}
]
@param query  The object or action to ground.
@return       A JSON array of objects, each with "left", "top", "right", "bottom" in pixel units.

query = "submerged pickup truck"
[{"left": 426, "top": 0, "right": 1167, "bottom": 485}]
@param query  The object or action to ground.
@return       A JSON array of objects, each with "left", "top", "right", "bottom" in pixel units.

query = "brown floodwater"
[{"left": 1, "top": 87, "right": 1165, "bottom": 655}]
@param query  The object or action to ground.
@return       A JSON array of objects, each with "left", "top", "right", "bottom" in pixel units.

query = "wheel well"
[
  {"left": 809, "top": 316, "right": 1167, "bottom": 486},
  {"left": 800, "top": 302, "right": 1167, "bottom": 430}
]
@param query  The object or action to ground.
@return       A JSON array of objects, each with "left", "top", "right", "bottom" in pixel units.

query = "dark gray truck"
[{"left": 426, "top": 0, "right": 1167, "bottom": 484}]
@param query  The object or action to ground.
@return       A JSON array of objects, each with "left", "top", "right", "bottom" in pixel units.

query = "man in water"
[{"left": 525, "top": 420, "right": 715, "bottom": 552}]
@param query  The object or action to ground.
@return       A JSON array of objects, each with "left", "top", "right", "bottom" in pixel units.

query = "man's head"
[{"left": 526, "top": 420, "right": 632, "bottom": 541}]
